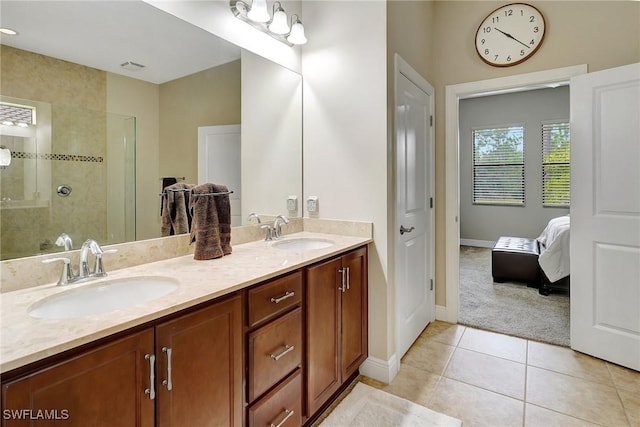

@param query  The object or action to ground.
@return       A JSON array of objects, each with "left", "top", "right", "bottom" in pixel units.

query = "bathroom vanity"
[{"left": 0, "top": 231, "right": 370, "bottom": 426}]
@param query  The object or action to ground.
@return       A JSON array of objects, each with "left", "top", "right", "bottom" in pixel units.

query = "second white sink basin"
[
  {"left": 272, "top": 238, "right": 334, "bottom": 251},
  {"left": 28, "top": 276, "right": 179, "bottom": 319}
]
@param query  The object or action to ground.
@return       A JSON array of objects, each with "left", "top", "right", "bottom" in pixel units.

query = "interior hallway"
[{"left": 358, "top": 321, "right": 639, "bottom": 426}]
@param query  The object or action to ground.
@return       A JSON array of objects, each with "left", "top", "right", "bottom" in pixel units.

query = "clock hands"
[{"left": 493, "top": 27, "right": 530, "bottom": 49}]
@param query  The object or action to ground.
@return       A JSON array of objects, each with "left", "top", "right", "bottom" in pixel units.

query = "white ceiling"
[{"left": 0, "top": 0, "right": 242, "bottom": 84}]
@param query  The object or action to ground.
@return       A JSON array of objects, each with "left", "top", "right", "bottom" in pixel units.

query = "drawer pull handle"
[
  {"left": 270, "top": 344, "right": 294, "bottom": 361},
  {"left": 270, "top": 408, "right": 294, "bottom": 427},
  {"left": 339, "top": 268, "right": 347, "bottom": 292},
  {"left": 162, "top": 347, "right": 173, "bottom": 391},
  {"left": 271, "top": 291, "right": 295, "bottom": 304},
  {"left": 144, "top": 354, "right": 156, "bottom": 400}
]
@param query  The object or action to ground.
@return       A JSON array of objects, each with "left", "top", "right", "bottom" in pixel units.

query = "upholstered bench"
[{"left": 492, "top": 237, "right": 540, "bottom": 287}]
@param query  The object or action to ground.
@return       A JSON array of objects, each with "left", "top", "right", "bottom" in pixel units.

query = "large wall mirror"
[{"left": 0, "top": 1, "right": 302, "bottom": 260}]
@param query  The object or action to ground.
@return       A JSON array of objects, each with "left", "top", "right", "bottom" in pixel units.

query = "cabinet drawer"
[
  {"left": 248, "top": 271, "right": 302, "bottom": 327},
  {"left": 248, "top": 369, "right": 302, "bottom": 427},
  {"left": 248, "top": 308, "right": 302, "bottom": 402}
]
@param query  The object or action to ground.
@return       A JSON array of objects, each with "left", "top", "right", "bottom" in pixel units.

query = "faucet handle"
[
  {"left": 260, "top": 224, "right": 274, "bottom": 241},
  {"left": 93, "top": 249, "right": 118, "bottom": 277},
  {"left": 42, "top": 257, "right": 74, "bottom": 286}
]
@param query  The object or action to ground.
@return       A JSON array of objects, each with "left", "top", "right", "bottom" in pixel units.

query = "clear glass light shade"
[
  {"left": 287, "top": 20, "right": 307, "bottom": 45},
  {"left": 247, "top": 0, "right": 270, "bottom": 23},
  {"left": 269, "top": 9, "right": 290, "bottom": 35}
]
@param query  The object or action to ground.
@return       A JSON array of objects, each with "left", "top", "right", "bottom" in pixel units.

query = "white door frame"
[
  {"left": 394, "top": 54, "right": 435, "bottom": 361},
  {"left": 442, "top": 65, "right": 587, "bottom": 323}
]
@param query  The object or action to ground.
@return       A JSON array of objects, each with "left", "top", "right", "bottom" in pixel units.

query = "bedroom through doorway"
[{"left": 456, "top": 86, "right": 571, "bottom": 346}]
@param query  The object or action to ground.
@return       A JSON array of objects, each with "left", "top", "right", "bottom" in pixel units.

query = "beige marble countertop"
[{"left": 0, "top": 231, "right": 372, "bottom": 374}]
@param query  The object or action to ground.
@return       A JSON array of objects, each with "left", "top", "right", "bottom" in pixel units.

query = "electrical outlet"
[
  {"left": 307, "top": 196, "right": 318, "bottom": 213},
  {"left": 287, "top": 196, "right": 298, "bottom": 212}
]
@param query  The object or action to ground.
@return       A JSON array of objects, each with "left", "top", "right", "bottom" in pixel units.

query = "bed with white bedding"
[{"left": 536, "top": 215, "right": 570, "bottom": 294}]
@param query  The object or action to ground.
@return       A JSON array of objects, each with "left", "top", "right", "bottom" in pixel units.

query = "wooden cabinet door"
[
  {"left": 305, "top": 257, "right": 341, "bottom": 417},
  {"left": 340, "top": 247, "right": 368, "bottom": 380},
  {"left": 155, "top": 295, "right": 242, "bottom": 427},
  {"left": 2, "top": 330, "right": 154, "bottom": 427}
]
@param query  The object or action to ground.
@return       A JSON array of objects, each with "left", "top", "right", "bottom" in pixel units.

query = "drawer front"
[
  {"left": 248, "top": 308, "right": 302, "bottom": 402},
  {"left": 248, "top": 271, "right": 302, "bottom": 327},
  {"left": 248, "top": 369, "right": 302, "bottom": 427}
]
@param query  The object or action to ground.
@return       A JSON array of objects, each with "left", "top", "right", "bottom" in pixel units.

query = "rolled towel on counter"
[{"left": 189, "top": 183, "right": 232, "bottom": 260}]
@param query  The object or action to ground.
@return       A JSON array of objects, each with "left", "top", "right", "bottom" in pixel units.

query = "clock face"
[{"left": 475, "top": 3, "right": 546, "bottom": 67}]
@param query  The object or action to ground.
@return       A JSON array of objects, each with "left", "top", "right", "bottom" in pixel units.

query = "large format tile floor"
[{"left": 360, "top": 321, "right": 639, "bottom": 427}]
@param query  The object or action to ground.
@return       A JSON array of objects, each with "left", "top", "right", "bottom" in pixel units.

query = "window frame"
[
  {"left": 471, "top": 123, "right": 526, "bottom": 207},
  {"left": 541, "top": 120, "right": 571, "bottom": 208}
]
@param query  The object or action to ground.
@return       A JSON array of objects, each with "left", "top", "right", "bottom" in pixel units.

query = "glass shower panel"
[{"left": 0, "top": 96, "right": 136, "bottom": 260}]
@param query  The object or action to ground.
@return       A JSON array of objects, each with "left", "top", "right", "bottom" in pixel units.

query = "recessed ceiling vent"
[{"left": 120, "top": 61, "right": 146, "bottom": 71}]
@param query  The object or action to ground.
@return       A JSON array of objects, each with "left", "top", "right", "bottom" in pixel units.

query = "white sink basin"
[
  {"left": 28, "top": 277, "right": 179, "bottom": 319},
  {"left": 272, "top": 238, "right": 334, "bottom": 251}
]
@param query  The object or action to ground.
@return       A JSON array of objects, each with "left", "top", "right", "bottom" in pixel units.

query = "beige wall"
[
  {"left": 302, "top": 1, "right": 389, "bottom": 361},
  {"left": 158, "top": 60, "right": 241, "bottom": 186},
  {"left": 431, "top": 0, "right": 640, "bottom": 306}
]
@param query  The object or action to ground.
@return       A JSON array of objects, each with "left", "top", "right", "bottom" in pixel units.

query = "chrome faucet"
[
  {"left": 273, "top": 215, "right": 290, "bottom": 239},
  {"left": 79, "top": 239, "right": 102, "bottom": 278},
  {"left": 55, "top": 233, "right": 73, "bottom": 251},
  {"left": 42, "top": 239, "right": 117, "bottom": 285},
  {"left": 247, "top": 212, "right": 262, "bottom": 224}
]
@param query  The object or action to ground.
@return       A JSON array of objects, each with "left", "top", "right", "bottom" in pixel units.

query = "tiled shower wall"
[{"left": 0, "top": 46, "right": 108, "bottom": 259}]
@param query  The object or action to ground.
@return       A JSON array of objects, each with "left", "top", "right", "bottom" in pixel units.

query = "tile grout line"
[
  {"left": 522, "top": 339, "right": 529, "bottom": 427},
  {"left": 606, "top": 362, "right": 634, "bottom": 427}
]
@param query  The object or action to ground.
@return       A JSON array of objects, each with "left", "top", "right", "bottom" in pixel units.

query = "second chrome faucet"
[{"left": 260, "top": 215, "right": 290, "bottom": 241}]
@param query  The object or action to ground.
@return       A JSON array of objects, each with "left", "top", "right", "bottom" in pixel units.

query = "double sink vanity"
[{"left": 0, "top": 224, "right": 372, "bottom": 426}]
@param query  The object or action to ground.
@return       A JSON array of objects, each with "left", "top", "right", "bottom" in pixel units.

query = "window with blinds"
[
  {"left": 542, "top": 122, "right": 570, "bottom": 207},
  {"left": 472, "top": 126, "right": 525, "bottom": 205}
]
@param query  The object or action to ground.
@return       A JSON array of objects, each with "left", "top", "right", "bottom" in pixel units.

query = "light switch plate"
[
  {"left": 287, "top": 195, "right": 298, "bottom": 212},
  {"left": 306, "top": 196, "right": 318, "bottom": 213}
]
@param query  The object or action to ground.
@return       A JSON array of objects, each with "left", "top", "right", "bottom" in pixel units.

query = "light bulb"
[
  {"left": 269, "top": 7, "right": 290, "bottom": 35},
  {"left": 287, "top": 16, "right": 307, "bottom": 45},
  {"left": 247, "top": 0, "right": 270, "bottom": 23}
]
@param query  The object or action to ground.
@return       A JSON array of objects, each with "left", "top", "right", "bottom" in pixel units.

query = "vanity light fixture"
[
  {"left": 287, "top": 14, "right": 306, "bottom": 45},
  {"left": 230, "top": 0, "right": 307, "bottom": 46},
  {"left": 268, "top": 2, "right": 290, "bottom": 35},
  {"left": 247, "top": 0, "right": 270, "bottom": 23}
]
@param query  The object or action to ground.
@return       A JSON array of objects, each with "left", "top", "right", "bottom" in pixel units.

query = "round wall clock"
[{"left": 475, "top": 3, "right": 546, "bottom": 67}]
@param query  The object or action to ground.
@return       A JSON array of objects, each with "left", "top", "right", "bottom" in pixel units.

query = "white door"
[
  {"left": 198, "top": 125, "right": 242, "bottom": 226},
  {"left": 571, "top": 63, "right": 640, "bottom": 371},
  {"left": 395, "top": 56, "right": 435, "bottom": 360}
]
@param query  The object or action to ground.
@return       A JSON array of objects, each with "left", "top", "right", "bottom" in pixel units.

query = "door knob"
[{"left": 400, "top": 225, "right": 415, "bottom": 235}]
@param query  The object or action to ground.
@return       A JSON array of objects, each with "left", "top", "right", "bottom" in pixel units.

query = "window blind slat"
[
  {"left": 473, "top": 126, "right": 524, "bottom": 205},
  {"left": 542, "top": 122, "right": 570, "bottom": 207}
]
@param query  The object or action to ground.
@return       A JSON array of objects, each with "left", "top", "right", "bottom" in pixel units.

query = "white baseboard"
[
  {"left": 359, "top": 354, "right": 399, "bottom": 384},
  {"left": 460, "top": 239, "right": 495, "bottom": 248},
  {"left": 435, "top": 304, "right": 457, "bottom": 323}
]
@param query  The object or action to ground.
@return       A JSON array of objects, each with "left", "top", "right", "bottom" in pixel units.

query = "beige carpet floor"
[
  {"left": 459, "top": 245, "right": 570, "bottom": 346},
  {"left": 319, "top": 382, "right": 462, "bottom": 427}
]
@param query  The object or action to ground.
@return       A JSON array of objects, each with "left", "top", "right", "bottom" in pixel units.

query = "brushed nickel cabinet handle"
[
  {"left": 346, "top": 266, "right": 350, "bottom": 290},
  {"left": 270, "top": 409, "right": 294, "bottom": 427},
  {"left": 161, "top": 347, "right": 173, "bottom": 391},
  {"left": 270, "top": 344, "right": 294, "bottom": 361},
  {"left": 144, "top": 354, "right": 156, "bottom": 400},
  {"left": 270, "top": 291, "right": 295, "bottom": 304},
  {"left": 338, "top": 268, "right": 346, "bottom": 292}
]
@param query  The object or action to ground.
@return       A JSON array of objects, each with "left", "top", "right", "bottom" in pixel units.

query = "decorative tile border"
[{"left": 11, "top": 151, "right": 103, "bottom": 163}]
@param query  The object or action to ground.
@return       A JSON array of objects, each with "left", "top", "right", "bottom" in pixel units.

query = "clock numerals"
[{"left": 475, "top": 3, "right": 546, "bottom": 67}]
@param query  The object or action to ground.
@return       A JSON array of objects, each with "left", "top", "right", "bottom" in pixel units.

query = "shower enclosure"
[{"left": 0, "top": 96, "right": 136, "bottom": 260}]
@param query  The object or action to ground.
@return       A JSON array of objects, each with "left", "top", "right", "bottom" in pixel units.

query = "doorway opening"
[{"left": 442, "top": 65, "right": 588, "bottom": 339}]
